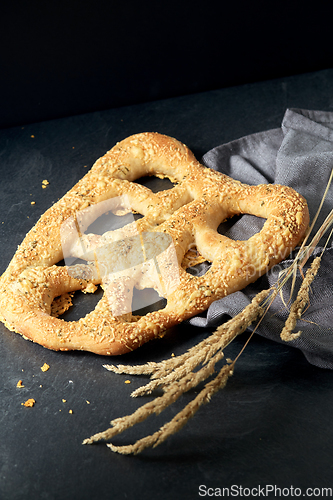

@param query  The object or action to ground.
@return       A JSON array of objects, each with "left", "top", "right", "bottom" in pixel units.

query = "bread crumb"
[
  {"left": 16, "top": 380, "right": 24, "bottom": 388},
  {"left": 86, "top": 400, "right": 90, "bottom": 404},
  {"left": 31, "top": 201, "right": 36, "bottom": 205},
  {"left": 31, "top": 135, "right": 35, "bottom": 138},
  {"left": 22, "top": 398, "right": 35, "bottom": 407},
  {"left": 62, "top": 399, "right": 67, "bottom": 403},
  {"left": 69, "top": 409, "right": 73, "bottom": 414},
  {"left": 125, "top": 380, "right": 131, "bottom": 384},
  {"left": 41, "top": 363, "right": 50, "bottom": 372}
]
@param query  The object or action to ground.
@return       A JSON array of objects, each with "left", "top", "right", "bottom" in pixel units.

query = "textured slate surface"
[{"left": 1, "top": 69, "right": 333, "bottom": 499}]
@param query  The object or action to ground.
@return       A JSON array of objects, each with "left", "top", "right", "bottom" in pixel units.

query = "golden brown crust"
[{"left": 0, "top": 133, "right": 309, "bottom": 355}]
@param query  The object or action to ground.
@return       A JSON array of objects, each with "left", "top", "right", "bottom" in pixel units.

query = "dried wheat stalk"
[{"left": 83, "top": 289, "right": 270, "bottom": 454}]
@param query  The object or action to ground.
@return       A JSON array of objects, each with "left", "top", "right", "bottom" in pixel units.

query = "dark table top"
[{"left": 1, "top": 69, "right": 333, "bottom": 500}]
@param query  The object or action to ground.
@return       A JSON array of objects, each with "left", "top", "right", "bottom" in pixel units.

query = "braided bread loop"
[{"left": 0, "top": 133, "right": 309, "bottom": 355}]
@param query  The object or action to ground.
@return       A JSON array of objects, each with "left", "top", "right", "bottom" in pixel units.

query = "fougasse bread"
[{"left": 0, "top": 133, "right": 309, "bottom": 355}]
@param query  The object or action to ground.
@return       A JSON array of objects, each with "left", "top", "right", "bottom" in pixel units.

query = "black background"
[{"left": 1, "top": 0, "right": 332, "bottom": 128}]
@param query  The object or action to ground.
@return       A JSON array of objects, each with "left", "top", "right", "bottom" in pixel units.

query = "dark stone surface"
[{"left": 1, "top": 69, "right": 333, "bottom": 499}]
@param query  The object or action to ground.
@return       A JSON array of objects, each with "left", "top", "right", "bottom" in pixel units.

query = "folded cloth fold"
[{"left": 189, "top": 108, "right": 333, "bottom": 369}]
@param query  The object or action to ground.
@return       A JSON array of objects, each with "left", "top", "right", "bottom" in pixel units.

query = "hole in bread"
[
  {"left": 52, "top": 286, "right": 104, "bottom": 321},
  {"left": 135, "top": 175, "right": 176, "bottom": 193},
  {"left": 217, "top": 214, "right": 265, "bottom": 240},
  {"left": 131, "top": 287, "right": 167, "bottom": 316},
  {"left": 183, "top": 246, "right": 211, "bottom": 277},
  {"left": 186, "top": 260, "right": 211, "bottom": 277},
  {"left": 52, "top": 286, "right": 166, "bottom": 322},
  {"left": 86, "top": 210, "right": 143, "bottom": 235}
]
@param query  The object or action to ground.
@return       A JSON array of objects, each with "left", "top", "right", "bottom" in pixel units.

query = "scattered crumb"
[
  {"left": 69, "top": 409, "right": 73, "bottom": 414},
  {"left": 42, "top": 179, "right": 49, "bottom": 189},
  {"left": 41, "top": 363, "right": 50, "bottom": 372},
  {"left": 125, "top": 380, "right": 131, "bottom": 384},
  {"left": 22, "top": 398, "right": 35, "bottom": 407},
  {"left": 16, "top": 380, "right": 24, "bottom": 388},
  {"left": 62, "top": 399, "right": 67, "bottom": 403},
  {"left": 31, "top": 135, "right": 35, "bottom": 138},
  {"left": 171, "top": 353, "right": 175, "bottom": 357},
  {"left": 86, "top": 400, "right": 90, "bottom": 404},
  {"left": 31, "top": 201, "right": 35, "bottom": 205}
]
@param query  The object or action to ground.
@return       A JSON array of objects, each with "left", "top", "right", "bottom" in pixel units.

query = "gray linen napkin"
[{"left": 188, "top": 108, "right": 333, "bottom": 369}]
